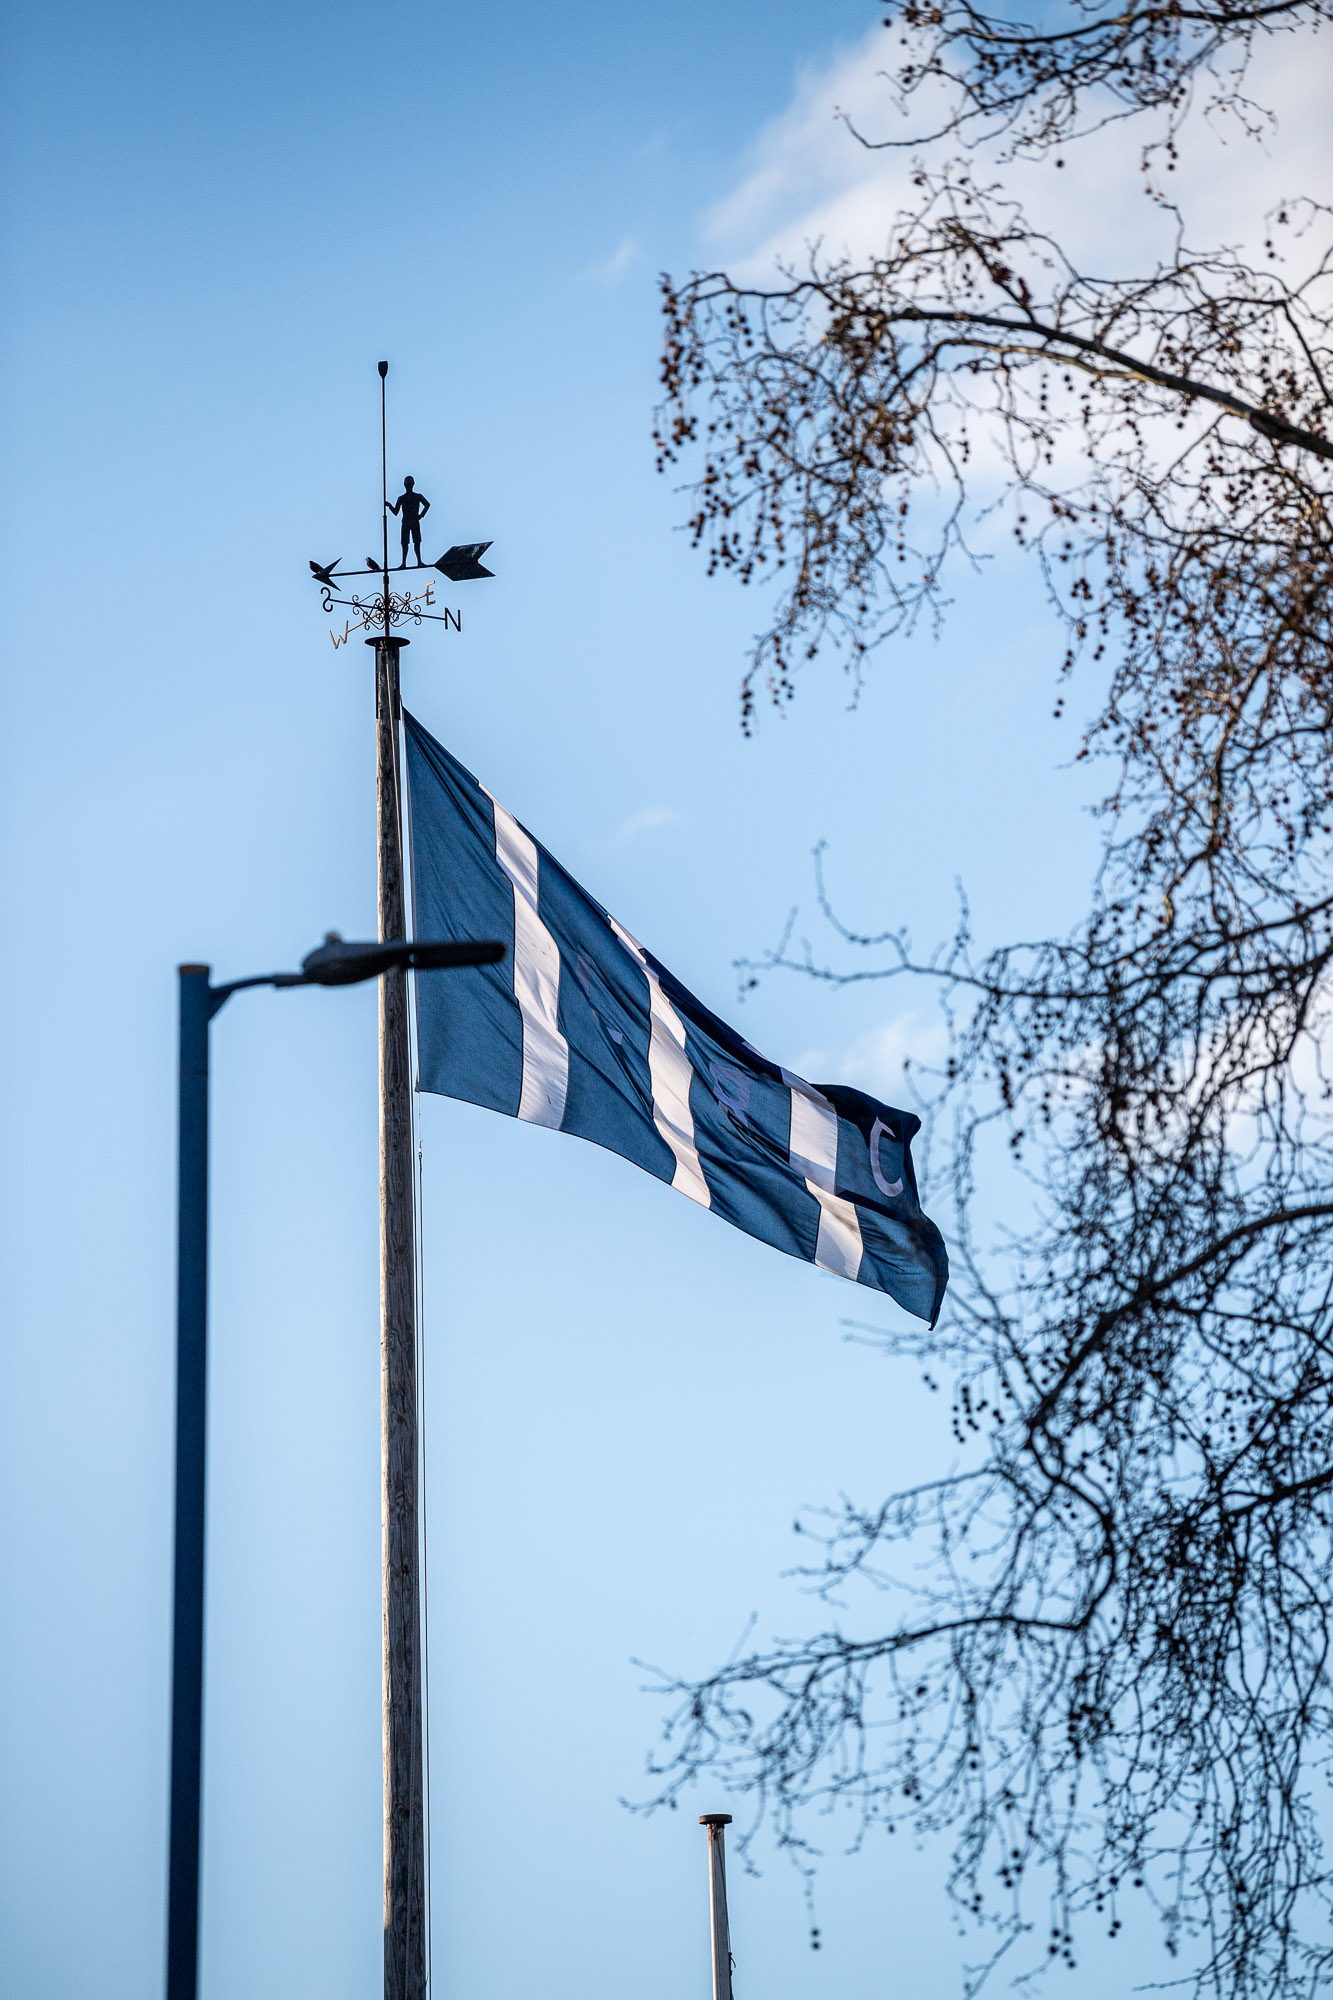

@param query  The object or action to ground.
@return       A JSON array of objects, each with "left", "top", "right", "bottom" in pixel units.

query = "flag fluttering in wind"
[{"left": 404, "top": 712, "right": 948, "bottom": 1324}]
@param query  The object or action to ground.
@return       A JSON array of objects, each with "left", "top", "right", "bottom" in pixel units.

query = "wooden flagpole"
[
  {"left": 374, "top": 628, "right": 426, "bottom": 1999},
  {"left": 373, "top": 358, "right": 427, "bottom": 2000}
]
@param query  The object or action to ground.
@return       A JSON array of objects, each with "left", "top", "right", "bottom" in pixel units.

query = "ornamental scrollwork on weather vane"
[{"left": 326, "top": 583, "right": 465, "bottom": 649}]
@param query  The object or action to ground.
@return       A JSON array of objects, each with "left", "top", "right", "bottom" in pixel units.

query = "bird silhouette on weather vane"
[{"left": 308, "top": 361, "right": 494, "bottom": 640}]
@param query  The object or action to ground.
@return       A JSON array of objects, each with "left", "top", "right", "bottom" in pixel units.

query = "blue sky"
[{"left": 2, "top": 4, "right": 1313, "bottom": 1997}]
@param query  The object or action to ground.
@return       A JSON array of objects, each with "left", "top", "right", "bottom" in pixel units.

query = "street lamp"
[{"left": 166, "top": 931, "right": 504, "bottom": 2000}]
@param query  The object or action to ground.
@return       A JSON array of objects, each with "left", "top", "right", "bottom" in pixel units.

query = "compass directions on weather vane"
[{"left": 324, "top": 583, "right": 462, "bottom": 650}]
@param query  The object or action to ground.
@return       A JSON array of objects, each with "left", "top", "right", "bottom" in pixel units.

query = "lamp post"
[{"left": 165, "top": 931, "right": 504, "bottom": 2000}]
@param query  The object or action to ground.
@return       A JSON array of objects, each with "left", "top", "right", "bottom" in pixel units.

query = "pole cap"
[
  {"left": 178, "top": 963, "right": 210, "bottom": 976},
  {"left": 699, "top": 1814, "right": 733, "bottom": 1827}
]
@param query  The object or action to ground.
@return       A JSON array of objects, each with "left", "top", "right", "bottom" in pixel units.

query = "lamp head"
[{"left": 297, "top": 935, "right": 504, "bottom": 986}]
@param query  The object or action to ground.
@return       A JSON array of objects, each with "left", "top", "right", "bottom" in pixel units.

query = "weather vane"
[{"left": 308, "top": 360, "right": 493, "bottom": 646}]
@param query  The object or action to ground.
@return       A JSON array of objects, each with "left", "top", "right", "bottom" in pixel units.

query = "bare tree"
[
  {"left": 648, "top": 12, "right": 1333, "bottom": 1995},
  {"left": 863, "top": 0, "right": 1330, "bottom": 157}
]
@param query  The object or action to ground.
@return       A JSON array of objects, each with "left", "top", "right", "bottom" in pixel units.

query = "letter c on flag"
[{"left": 869, "top": 1118, "right": 904, "bottom": 1199}]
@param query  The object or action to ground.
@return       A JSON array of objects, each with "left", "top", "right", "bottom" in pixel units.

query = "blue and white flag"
[{"left": 404, "top": 711, "right": 948, "bottom": 1324}]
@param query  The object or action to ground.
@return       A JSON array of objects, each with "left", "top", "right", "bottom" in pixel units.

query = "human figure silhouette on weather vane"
[{"left": 387, "top": 476, "right": 431, "bottom": 567}]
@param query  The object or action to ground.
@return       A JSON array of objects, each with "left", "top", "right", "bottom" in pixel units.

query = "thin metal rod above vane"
[{"left": 379, "top": 360, "right": 391, "bottom": 642}]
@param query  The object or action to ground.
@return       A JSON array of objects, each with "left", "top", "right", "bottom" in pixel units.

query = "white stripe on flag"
[
  {"left": 783, "top": 1073, "right": 863, "bottom": 1281},
  {"left": 484, "top": 788, "right": 569, "bottom": 1130},
  {"left": 610, "top": 919, "right": 710, "bottom": 1208}
]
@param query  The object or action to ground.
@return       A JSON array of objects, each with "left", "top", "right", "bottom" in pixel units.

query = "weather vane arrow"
[{"left": 308, "top": 359, "right": 494, "bottom": 640}]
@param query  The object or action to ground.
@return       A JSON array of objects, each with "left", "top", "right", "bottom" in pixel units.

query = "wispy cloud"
[
  {"left": 586, "top": 235, "right": 641, "bottom": 287},
  {"left": 692, "top": 32, "right": 1328, "bottom": 562},
  {"left": 794, "top": 1010, "right": 948, "bottom": 1097},
  {"left": 613, "top": 804, "right": 679, "bottom": 845},
  {"left": 705, "top": 28, "right": 1329, "bottom": 282}
]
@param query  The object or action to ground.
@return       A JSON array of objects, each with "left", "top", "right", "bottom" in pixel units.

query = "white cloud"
[
  {"left": 586, "top": 235, "right": 641, "bottom": 286},
  {"left": 612, "top": 804, "right": 679, "bottom": 844},
  {"left": 691, "top": 31, "right": 1330, "bottom": 579},
  {"left": 704, "top": 27, "right": 1331, "bottom": 282},
  {"left": 794, "top": 1009, "right": 948, "bottom": 1098},
  {"left": 704, "top": 32, "right": 942, "bottom": 273}
]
